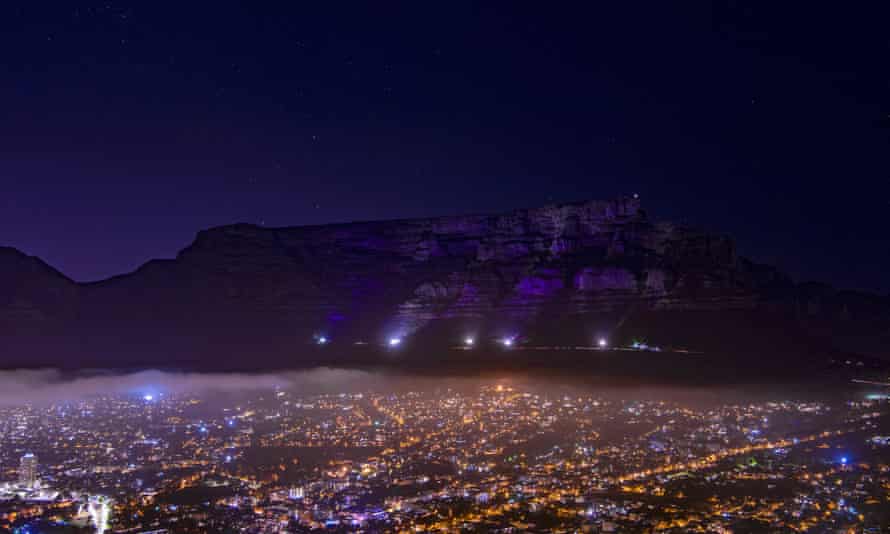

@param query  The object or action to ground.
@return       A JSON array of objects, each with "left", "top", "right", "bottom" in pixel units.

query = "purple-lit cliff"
[{"left": 2, "top": 198, "right": 888, "bottom": 372}]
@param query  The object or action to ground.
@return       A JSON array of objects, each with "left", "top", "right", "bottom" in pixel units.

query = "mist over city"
[{"left": 1, "top": 369, "right": 890, "bottom": 532}]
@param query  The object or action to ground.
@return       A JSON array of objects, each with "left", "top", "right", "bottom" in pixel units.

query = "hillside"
[{"left": 2, "top": 198, "right": 887, "bottom": 376}]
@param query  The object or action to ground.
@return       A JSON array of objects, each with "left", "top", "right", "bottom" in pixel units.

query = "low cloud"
[
  {"left": 0, "top": 367, "right": 805, "bottom": 407},
  {"left": 0, "top": 367, "right": 393, "bottom": 406}
]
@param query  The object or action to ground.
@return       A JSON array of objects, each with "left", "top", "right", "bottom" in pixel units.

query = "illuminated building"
[{"left": 19, "top": 453, "right": 38, "bottom": 488}]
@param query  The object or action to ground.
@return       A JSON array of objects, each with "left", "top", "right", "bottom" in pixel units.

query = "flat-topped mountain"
[{"left": 2, "top": 198, "right": 888, "bottom": 376}]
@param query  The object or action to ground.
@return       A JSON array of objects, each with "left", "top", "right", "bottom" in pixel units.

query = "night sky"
[{"left": 1, "top": 3, "right": 888, "bottom": 292}]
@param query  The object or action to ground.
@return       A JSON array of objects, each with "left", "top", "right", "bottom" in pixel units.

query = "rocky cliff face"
[{"left": 2, "top": 198, "right": 888, "bottom": 370}]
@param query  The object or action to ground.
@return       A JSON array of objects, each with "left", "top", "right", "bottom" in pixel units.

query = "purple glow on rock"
[
  {"left": 515, "top": 274, "right": 564, "bottom": 297},
  {"left": 574, "top": 267, "right": 636, "bottom": 292}
]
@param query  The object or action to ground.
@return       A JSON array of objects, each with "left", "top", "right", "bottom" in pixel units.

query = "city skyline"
[{"left": 1, "top": 379, "right": 888, "bottom": 532}]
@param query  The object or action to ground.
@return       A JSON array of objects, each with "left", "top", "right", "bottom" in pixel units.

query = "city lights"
[{"left": 0, "top": 382, "right": 882, "bottom": 532}]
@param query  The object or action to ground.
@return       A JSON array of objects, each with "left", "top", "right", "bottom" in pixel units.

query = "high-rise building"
[{"left": 19, "top": 453, "right": 38, "bottom": 488}]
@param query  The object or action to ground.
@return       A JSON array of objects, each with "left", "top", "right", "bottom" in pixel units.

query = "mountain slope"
[{"left": 2, "top": 198, "right": 888, "bottom": 374}]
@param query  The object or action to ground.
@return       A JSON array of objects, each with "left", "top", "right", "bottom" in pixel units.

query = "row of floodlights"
[{"left": 314, "top": 335, "right": 610, "bottom": 349}]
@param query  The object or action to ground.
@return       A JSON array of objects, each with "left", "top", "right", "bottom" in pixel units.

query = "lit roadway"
[{"left": 613, "top": 428, "right": 856, "bottom": 484}]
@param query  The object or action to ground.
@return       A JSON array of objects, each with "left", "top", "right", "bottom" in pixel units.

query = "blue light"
[
  {"left": 840, "top": 456, "right": 848, "bottom": 464},
  {"left": 143, "top": 394, "right": 154, "bottom": 402}
]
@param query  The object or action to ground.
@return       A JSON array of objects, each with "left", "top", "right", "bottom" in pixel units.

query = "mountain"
[{"left": 2, "top": 198, "right": 888, "bottom": 378}]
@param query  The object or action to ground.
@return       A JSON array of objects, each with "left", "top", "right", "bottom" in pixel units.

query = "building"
[{"left": 19, "top": 453, "right": 39, "bottom": 488}]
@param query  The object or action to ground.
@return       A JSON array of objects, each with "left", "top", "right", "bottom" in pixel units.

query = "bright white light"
[
  {"left": 597, "top": 338, "right": 608, "bottom": 348},
  {"left": 317, "top": 336, "right": 328, "bottom": 345},
  {"left": 464, "top": 337, "right": 475, "bottom": 346},
  {"left": 501, "top": 337, "right": 514, "bottom": 347},
  {"left": 143, "top": 394, "right": 154, "bottom": 402},
  {"left": 86, "top": 496, "right": 110, "bottom": 534},
  {"left": 388, "top": 337, "right": 402, "bottom": 347}
]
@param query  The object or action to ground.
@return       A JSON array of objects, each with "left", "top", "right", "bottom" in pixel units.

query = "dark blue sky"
[{"left": 1, "top": 2, "right": 888, "bottom": 291}]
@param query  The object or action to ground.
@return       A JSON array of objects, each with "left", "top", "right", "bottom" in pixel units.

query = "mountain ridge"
[{"left": 2, "top": 197, "right": 888, "bottom": 374}]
